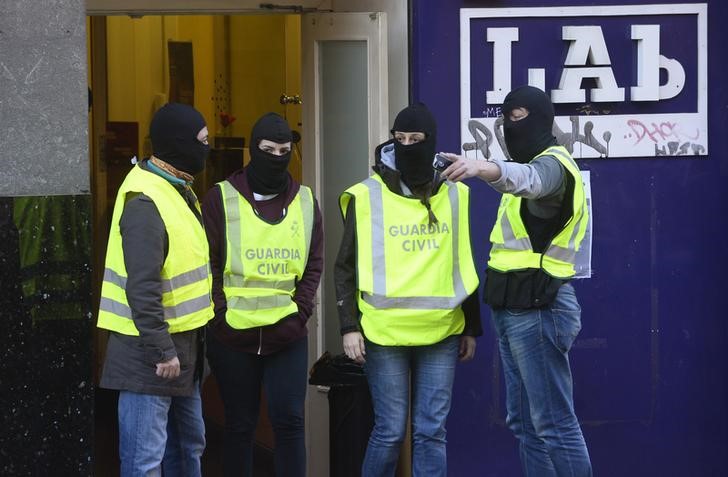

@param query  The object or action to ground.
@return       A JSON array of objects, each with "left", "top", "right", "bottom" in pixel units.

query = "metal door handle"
[{"left": 280, "top": 94, "right": 302, "bottom": 105}]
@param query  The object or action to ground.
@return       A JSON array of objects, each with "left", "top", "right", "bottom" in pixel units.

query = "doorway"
[{"left": 88, "top": 13, "right": 303, "bottom": 476}]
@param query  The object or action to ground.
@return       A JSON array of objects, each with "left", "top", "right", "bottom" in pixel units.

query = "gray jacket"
[
  {"left": 99, "top": 163, "right": 205, "bottom": 397},
  {"left": 488, "top": 155, "right": 566, "bottom": 216}
]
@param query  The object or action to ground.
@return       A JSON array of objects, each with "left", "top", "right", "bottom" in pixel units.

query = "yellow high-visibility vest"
[
  {"left": 488, "top": 145, "right": 588, "bottom": 278},
  {"left": 340, "top": 175, "right": 479, "bottom": 346},
  {"left": 219, "top": 181, "right": 314, "bottom": 329},
  {"left": 97, "top": 165, "right": 213, "bottom": 335},
  {"left": 13, "top": 196, "right": 91, "bottom": 325}
]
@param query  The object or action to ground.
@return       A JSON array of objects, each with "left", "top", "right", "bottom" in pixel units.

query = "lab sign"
[{"left": 459, "top": 4, "right": 707, "bottom": 160}]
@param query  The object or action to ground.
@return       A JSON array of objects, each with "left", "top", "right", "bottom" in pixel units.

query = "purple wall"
[{"left": 411, "top": 1, "right": 728, "bottom": 475}]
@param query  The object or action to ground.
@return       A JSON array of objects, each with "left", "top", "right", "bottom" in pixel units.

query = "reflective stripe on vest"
[
  {"left": 488, "top": 145, "right": 588, "bottom": 278},
  {"left": 99, "top": 293, "right": 212, "bottom": 319},
  {"left": 97, "top": 165, "right": 214, "bottom": 335},
  {"left": 103, "top": 264, "right": 209, "bottom": 294},
  {"left": 339, "top": 175, "right": 479, "bottom": 346},
  {"left": 219, "top": 181, "right": 314, "bottom": 329}
]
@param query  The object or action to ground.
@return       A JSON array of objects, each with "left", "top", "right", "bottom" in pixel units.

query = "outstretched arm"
[{"left": 439, "top": 153, "right": 502, "bottom": 183}]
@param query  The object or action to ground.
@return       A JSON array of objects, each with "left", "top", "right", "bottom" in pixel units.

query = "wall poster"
[{"left": 460, "top": 4, "right": 708, "bottom": 160}]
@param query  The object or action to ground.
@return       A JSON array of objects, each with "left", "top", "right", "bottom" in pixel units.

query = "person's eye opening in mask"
[
  {"left": 259, "top": 139, "right": 292, "bottom": 156},
  {"left": 508, "top": 107, "right": 529, "bottom": 122},
  {"left": 393, "top": 132, "right": 426, "bottom": 145},
  {"left": 197, "top": 126, "right": 209, "bottom": 145}
]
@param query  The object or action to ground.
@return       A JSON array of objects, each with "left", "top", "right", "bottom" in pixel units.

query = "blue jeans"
[
  {"left": 362, "top": 335, "right": 459, "bottom": 477},
  {"left": 492, "top": 283, "right": 592, "bottom": 477},
  {"left": 118, "top": 386, "right": 205, "bottom": 477},
  {"left": 206, "top": 333, "right": 308, "bottom": 477}
]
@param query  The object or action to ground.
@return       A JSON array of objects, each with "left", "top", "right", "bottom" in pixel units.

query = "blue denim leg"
[
  {"left": 362, "top": 342, "right": 410, "bottom": 477},
  {"left": 118, "top": 391, "right": 171, "bottom": 477},
  {"left": 410, "top": 336, "right": 459, "bottom": 477},
  {"left": 496, "top": 321, "right": 557, "bottom": 477},
  {"left": 161, "top": 383, "right": 206, "bottom": 477},
  {"left": 492, "top": 284, "right": 592, "bottom": 477}
]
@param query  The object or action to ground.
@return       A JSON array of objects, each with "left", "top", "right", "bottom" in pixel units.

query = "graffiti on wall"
[
  {"left": 462, "top": 115, "right": 707, "bottom": 160},
  {"left": 463, "top": 115, "right": 612, "bottom": 160}
]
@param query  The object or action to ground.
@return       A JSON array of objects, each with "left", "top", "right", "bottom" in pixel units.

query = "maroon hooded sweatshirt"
[{"left": 201, "top": 167, "right": 323, "bottom": 355}]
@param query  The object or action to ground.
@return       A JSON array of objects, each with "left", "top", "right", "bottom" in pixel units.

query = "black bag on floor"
[{"left": 309, "top": 352, "right": 374, "bottom": 477}]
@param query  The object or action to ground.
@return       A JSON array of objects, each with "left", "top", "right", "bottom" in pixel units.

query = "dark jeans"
[{"left": 207, "top": 332, "right": 308, "bottom": 477}]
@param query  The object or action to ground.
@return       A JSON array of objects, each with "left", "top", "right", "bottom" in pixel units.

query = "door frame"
[
  {"left": 301, "top": 9, "right": 390, "bottom": 375},
  {"left": 301, "top": 11, "right": 389, "bottom": 476},
  {"left": 86, "top": 0, "right": 332, "bottom": 15}
]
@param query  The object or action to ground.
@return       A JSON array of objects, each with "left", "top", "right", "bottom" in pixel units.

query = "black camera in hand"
[{"left": 432, "top": 153, "right": 453, "bottom": 172}]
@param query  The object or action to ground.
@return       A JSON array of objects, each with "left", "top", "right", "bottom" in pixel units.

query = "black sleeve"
[
  {"left": 462, "top": 190, "right": 483, "bottom": 337},
  {"left": 334, "top": 198, "right": 361, "bottom": 335},
  {"left": 201, "top": 186, "right": 228, "bottom": 322},
  {"left": 119, "top": 194, "right": 176, "bottom": 362},
  {"left": 461, "top": 292, "right": 483, "bottom": 337},
  {"left": 293, "top": 196, "right": 324, "bottom": 321}
]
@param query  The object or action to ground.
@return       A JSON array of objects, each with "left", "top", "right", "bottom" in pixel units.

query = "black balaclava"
[
  {"left": 150, "top": 103, "right": 209, "bottom": 175},
  {"left": 392, "top": 103, "right": 437, "bottom": 189},
  {"left": 502, "top": 86, "right": 557, "bottom": 164},
  {"left": 246, "top": 112, "right": 294, "bottom": 195}
]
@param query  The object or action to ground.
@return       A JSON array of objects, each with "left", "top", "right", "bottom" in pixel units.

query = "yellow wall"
[
  {"left": 106, "top": 16, "right": 166, "bottom": 156},
  {"left": 229, "top": 15, "right": 288, "bottom": 142},
  {"left": 105, "top": 14, "right": 300, "bottom": 168},
  {"left": 106, "top": 16, "right": 218, "bottom": 154},
  {"left": 284, "top": 15, "right": 302, "bottom": 181}
]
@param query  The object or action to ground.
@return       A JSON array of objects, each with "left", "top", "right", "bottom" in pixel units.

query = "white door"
[{"left": 301, "top": 11, "right": 388, "bottom": 477}]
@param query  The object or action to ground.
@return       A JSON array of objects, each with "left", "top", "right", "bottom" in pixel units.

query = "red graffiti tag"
[{"left": 627, "top": 119, "right": 700, "bottom": 145}]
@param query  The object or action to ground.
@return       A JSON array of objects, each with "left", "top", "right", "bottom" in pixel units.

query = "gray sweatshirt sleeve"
[
  {"left": 119, "top": 194, "right": 176, "bottom": 362},
  {"left": 488, "top": 155, "right": 565, "bottom": 200}
]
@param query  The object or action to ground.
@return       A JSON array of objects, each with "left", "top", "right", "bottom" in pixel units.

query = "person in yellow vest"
[
  {"left": 441, "top": 86, "right": 593, "bottom": 476},
  {"left": 201, "top": 112, "right": 323, "bottom": 477},
  {"left": 335, "top": 103, "right": 481, "bottom": 476},
  {"left": 97, "top": 103, "right": 214, "bottom": 477}
]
